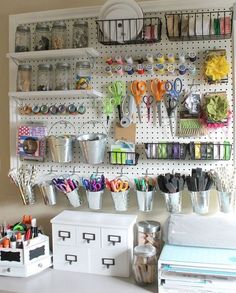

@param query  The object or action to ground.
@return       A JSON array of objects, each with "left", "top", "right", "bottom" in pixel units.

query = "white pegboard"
[{"left": 11, "top": 7, "right": 234, "bottom": 179}]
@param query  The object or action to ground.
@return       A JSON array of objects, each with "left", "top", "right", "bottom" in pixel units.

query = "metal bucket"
[
  {"left": 163, "top": 192, "right": 182, "bottom": 214},
  {"left": 77, "top": 121, "right": 107, "bottom": 164},
  {"left": 47, "top": 121, "right": 75, "bottom": 163},
  {"left": 23, "top": 184, "right": 36, "bottom": 205},
  {"left": 217, "top": 191, "right": 235, "bottom": 213},
  {"left": 111, "top": 190, "right": 129, "bottom": 211},
  {"left": 66, "top": 189, "right": 82, "bottom": 208},
  {"left": 38, "top": 182, "right": 57, "bottom": 206},
  {"left": 190, "top": 191, "right": 210, "bottom": 214},
  {"left": 86, "top": 190, "right": 104, "bottom": 210},
  {"left": 136, "top": 190, "right": 154, "bottom": 212}
]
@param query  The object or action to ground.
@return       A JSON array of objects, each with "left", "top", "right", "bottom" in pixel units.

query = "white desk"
[{"left": 0, "top": 268, "right": 156, "bottom": 293}]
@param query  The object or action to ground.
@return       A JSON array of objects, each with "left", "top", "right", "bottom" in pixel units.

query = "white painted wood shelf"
[
  {"left": 7, "top": 47, "right": 99, "bottom": 62},
  {"left": 8, "top": 89, "right": 104, "bottom": 99}
]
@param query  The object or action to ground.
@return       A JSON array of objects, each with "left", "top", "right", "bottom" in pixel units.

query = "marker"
[
  {"left": 16, "top": 232, "right": 23, "bottom": 249},
  {"left": 31, "top": 218, "right": 38, "bottom": 238}
]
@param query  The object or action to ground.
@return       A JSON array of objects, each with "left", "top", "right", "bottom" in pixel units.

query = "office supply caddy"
[
  {"left": 51, "top": 210, "right": 136, "bottom": 277},
  {"left": 0, "top": 216, "right": 52, "bottom": 277}
]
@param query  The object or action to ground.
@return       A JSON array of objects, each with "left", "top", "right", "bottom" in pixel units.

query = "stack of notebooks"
[{"left": 158, "top": 244, "right": 236, "bottom": 293}]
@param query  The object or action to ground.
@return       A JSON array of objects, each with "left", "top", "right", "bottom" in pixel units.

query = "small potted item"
[
  {"left": 158, "top": 173, "right": 185, "bottom": 213},
  {"left": 186, "top": 168, "right": 214, "bottom": 214},
  {"left": 134, "top": 177, "right": 156, "bottom": 212}
]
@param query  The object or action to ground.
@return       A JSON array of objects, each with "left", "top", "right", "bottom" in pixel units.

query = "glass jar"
[
  {"left": 35, "top": 23, "right": 51, "bottom": 51},
  {"left": 73, "top": 20, "right": 88, "bottom": 48},
  {"left": 133, "top": 245, "right": 157, "bottom": 286},
  {"left": 75, "top": 61, "right": 92, "bottom": 90},
  {"left": 137, "top": 221, "right": 161, "bottom": 256},
  {"left": 51, "top": 21, "right": 67, "bottom": 49},
  {"left": 37, "top": 64, "right": 53, "bottom": 91},
  {"left": 55, "top": 62, "right": 71, "bottom": 90},
  {"left": 17, "top": 64, "right": 32, "bottom": 92},
  {"left": 15, "top": 25, "right": 31, "bottom": 52}
]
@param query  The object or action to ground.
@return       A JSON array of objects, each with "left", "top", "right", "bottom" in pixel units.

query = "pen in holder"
[{"left": 134, "top": 177, "right": 156, "bottom": 212}]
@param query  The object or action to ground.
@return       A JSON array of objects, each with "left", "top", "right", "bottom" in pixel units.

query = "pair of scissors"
[
  {"left": 150, "top": 79, "right": 166, "bottom": 126},
  {"left": 110, "top": 180, "right": 129, "bottom": 192},
  {"left": 103, "top": 97, "right": 116, "bottom": 125},
  {"left": 164, "top": 94, "right": 180, "bottom": 137},
  {"left": 82, "top": 179, "right": 102, "bottom": 191},
  {"left": 165, "top": 78, "right": 183, "bottom": 98},
  {"left": 108, "top": 81, "right": 126, "bottom": 121},
  {"left": 52, "top": 178, "right": 71, "bottom": 193},
  {"left": 143, "top": 96, "right": 154, "bottom": 123},
  {"left": 130, "top": 80, "right": 147, "bottom": 123}
]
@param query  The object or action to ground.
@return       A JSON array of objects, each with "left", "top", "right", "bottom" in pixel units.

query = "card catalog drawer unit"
[{"left": 51, "top": 211, "right": 137, "bottom": 277}]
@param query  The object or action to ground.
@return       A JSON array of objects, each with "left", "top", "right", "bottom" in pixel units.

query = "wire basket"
[
  {"left": 165, "top": 10, "right": 233, "bottom": 41},
  {"left": 144, "top": 143, "right": 188, "bottom": 160},
  {"left": 108, "top": 151, "right": 139, "bottom": 165},
  {"left": 96, "top": 17, "right": 162, "bottom": 45}
]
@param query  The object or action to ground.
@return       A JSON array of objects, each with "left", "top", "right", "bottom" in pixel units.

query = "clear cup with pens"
[
  {"left": 82, "top": 174, "right": 105, "bottom": 210},
  {"left": 134, "top": 177, "right": 156, "bottom": 212}
]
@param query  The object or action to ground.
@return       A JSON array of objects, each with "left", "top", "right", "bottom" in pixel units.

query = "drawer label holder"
[
  {"left": 58, "top": 230, "right": 71, "bottom": 241},
  {"left": 65, "top": 254, "right": 77, "bottom": 265},
  {"left": 108, "top": 235, "right": 121, "bottom": 246},
  {"left": 102, "top": 258, "right": 115, "bottom": 269},
  {"left": 83, "top": 233, "right": 95, "bottom": 243}
]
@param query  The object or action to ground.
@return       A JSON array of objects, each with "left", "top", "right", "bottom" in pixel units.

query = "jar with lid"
[
  {"left": 15, "top": 25, "right": 31, "bottom": 52},
  {"left": 35, "top": 23, "right": 51, "bottom": 51},
  {"left": 137, "top": 221, "right": 161, "bottom": 256},
  {"left": 75, "top": 61, "right": 92, "bottom": 90},
  {"left": 37, "top": 64, "right": 53, "bottom": 91},
  {"left": 17, "top": 64, "right": 32, "bottom": 92},
  {"left": 51, "top": 21, "right": 67, "bottom": 49},
  {"left": 73, "top": 20, "right": 88, "bottom": 48},
  {"left": 133, "top": 245, "right": 157, "bottom": 286},
  {"left": 55, "top": 62, "right": 71, "bottom": 90}
]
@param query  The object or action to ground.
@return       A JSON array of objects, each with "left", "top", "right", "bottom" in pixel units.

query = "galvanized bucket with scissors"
[
  {"left": 47, "top": 120, "right": 76, "bottom": 163},
  {"left": 83, "top": 175, "right": 105, "bottom": 210},
  {"left": 77, "top": 120, "right": 107, "bottom": 164}
]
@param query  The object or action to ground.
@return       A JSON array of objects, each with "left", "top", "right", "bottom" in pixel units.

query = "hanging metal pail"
[
  {"left": 38, "top": 181, "right": 57, "bottom": 206},
  {"left": 47, "top": 121, "right": 75, "bottom": 163},
  {"left": 77, "top": 121, "right": 107, "bottom": 164}
]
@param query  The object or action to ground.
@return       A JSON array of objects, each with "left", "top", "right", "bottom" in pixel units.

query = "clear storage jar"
[
  {"left": 51, "top": 21, "right": 67, "bottom": 49},
  {"left": 37, "top": 64, "right": 53, "bottom": 91},
  {"left": 137, "top": 221, "right": 161, "bottom": 256},
  {"left": 73, "top": 20, "right": 88, "bottom": 48},
  {"left": 17, "top": 64, "right": 32, "bottom": 92},
  {"left": 55, "top": 62, "right": 71, "bottom": 90},
  {"left": 15, "top": 25, "right": 31, "bottom": 52},
  {"left": 133, "top": 245, "right": 157, "bottom": 286},
  {"left": 35, "top": 23, "right": 51, "bottom": 51},
  {"left": 75, "top": 61, "right": 92, "bottom": 90}
]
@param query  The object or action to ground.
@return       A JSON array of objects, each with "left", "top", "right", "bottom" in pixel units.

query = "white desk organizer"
[
  {"left": 0, "top": 234, "right": 52, "bottom": 277},
  {"left": 51, "top": 211, "right": 137, "bottom": 277}
]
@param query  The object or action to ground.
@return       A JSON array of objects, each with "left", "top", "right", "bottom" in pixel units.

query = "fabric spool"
[
  {"left": 137, "top": 64, "right": 145, "bottom": 75},
  {"left": 156, "top": 53, "right": 165, "bottom": 64},
  {"left": 106, "top": 57, "right": 113, "bottom": 65},
  {"left": 146, "top": 53, "right": 154, "bottom": 64},
  {"left": 115, "top": 55, "right": 123, "bottom": 64},
  {"left": 125, "top": 65, "right": 134, "bottom": 75},
  {"left": 167, "top": 64, "right": 175, "bottom": 74},
  {"left": 125, "top": 55, "right": 133, "bottom": 65},
  {"left": 188, "top": 52, "right": 197, "bottom": 62},
  {"left": 105, "top": 65, "right": 113, "bottom": 76},
  {"left": 146, "top": 64, "right": 154, "bottom": 74},
  {"left": 178, "top": 52, "right": 186, "bottom": 63},
  {"left": 115, "top": 65, "right": 124, "bottom": 75},
  {"left": 167, "top": 53, "right": 175, "bottom": 63},
  {"left": 188, "top": 64, "right": 196, "bottom": 75},
  {"left": 156, "top": 64, "right": 165, "bottom": 74},
  {"left": 178, "top": 64, "right": 187, "bottom": 75}
]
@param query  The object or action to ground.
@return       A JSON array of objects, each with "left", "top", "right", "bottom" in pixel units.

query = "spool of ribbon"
[
  {"left": 146, "top": 64, "right": 154, "bottom": 74},
  {"left": 156, "top": 64, "right": 165, "bottom": 74},
  {"left": 106, "top": 57, "right": 113, "bottom": 65},
  {"left": 146, "top": 53, "right": 154, "bottom": 64},
  {"left": 188, "top": 64, "right": 196, "bottom": 75},
  {"left": 156, "top": 53, "right": 165, "bottom": 64},
  {"left": 136, "top": 64, "right": 145, "bottom": 74},
  {"left": 167, "top": 64, "right": 175, "bottom": 74},
  {"left": 167, "top": 53, "right": 175, "bottom": 63},
  {"left": 178, "top": 64, "right": 187, "bottom": 75},
  {"left": 125, "top": 65, "right": 134, "bottom": 75},
  {"left": 125, "top": 55, "right": 133, "bottom": 65},
  {"left": 115, "top": 55, "right": 123, "bottom": 65},
  {"left": 178, "top": 52, "right": 186, "bottom": 63},
  {"left": 105, "top": 65, "right": 113, "bottom": 76},
  {"left": 115, "top": 65, "right": 124, "bottom": 75},
  {"left": 188, "top": 52, "right": 197, "bottom": 62}
]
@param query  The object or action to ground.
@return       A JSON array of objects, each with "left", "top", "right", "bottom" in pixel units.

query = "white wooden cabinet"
[{"left": 51, "top": 211, "right": 137, "bottom": 277}]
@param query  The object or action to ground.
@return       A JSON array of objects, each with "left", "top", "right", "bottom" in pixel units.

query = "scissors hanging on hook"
[
  {"left": 143, "top": 95, "right": 154, "bottom": 123},
  {"left": 130, "top": 80, "right": 147, "bottom": 123},
  {"left": 165, "top": 78, "right": 183, "bottom": 98},
  {"left": 108, "top": 81, "right": 126, "bottom": 121},
  {"left": 150, "top": 79, "right": 166, "bottom": 126},
  {"left": 103, "top": 97, "right": 116, "bottom": 125}
]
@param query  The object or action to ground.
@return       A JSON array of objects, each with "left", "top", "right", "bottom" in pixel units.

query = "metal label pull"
[
  {"left": 102, "top": 258, "right": 115, "bottom": 269},
  {"left": 108, "top": 235, "right": 121, "bottom": 246},
  {"left": 82, "top": 232, "right": 95, "bottom": 243},
  {"left": 58, "top": 230, "right": 71, "bottom": 241}
]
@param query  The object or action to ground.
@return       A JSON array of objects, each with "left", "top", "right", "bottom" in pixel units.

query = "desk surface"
[{"left": 0, "top": 269, "right": 156, "bottom": 293}]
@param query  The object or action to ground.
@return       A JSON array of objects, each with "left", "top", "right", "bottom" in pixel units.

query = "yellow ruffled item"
[{"left": 205, "top": 55, "right": 230, "bottom": 81}]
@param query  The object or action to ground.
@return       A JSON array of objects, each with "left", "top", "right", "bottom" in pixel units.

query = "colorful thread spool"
[
  {"left": 125, "top": 55, "right": 133, "bottom": 65},
  {"left": 188, "top": 64, "right": 196, "bottom": 75},
  {"left": 115, "top": 55, "right": 124, "bottom": 65},
  {"left": 105, "top": 65, "right": 113, "bottom": 76},
  {"left": 146, "top": 53, "right": 154, "bottom": 64},
  {"left": 156, "top": 53, "right": 165, "bottom": 64},
  {"left": 178, "top": 64, "right": 187, "bottom": 75},
  {"left": 146, "top": 64, "right": 154, "bottom": 74},
  {"left": 125, "top": 65, "right": 134, "bottom": 75},
  {"left": 188, "top": 52, "right": 197, "bottom": 62},
  {"left": 115, "top": 65, "right": 124, "bottom": 75},
  {"left": 136, "top": 64, "right": 145, "bottom": 74},
  {"left": 178, "top": 52, "right": 186, "bottom": 63},
  {"left": 167, "top": 64, "right": 175, "bottom": 74},
  {"left": 156, "top": 63, "right": 165, "bottom": 74},
  {"left": 106, "top": 57, "right": 113, "bottom": 65},
  {"left": 167, "top": 53, "right": 175, "bottom": 63}
]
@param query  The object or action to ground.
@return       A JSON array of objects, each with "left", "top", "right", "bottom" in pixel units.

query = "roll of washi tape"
[
  {"left": 115, "top": 55, "right": 123, "bottom": 65},
  {"left": 146, "top": 53, "right": 154, "bottom": 64},
  {"left": 214, "top": 143, "right": 220, "bottom": 160},
  {"left": 136, "top": 64, "right": 145, "bottom": 75},
  {"left": 167, "top": 64, "right": 175, "bottom": 74},
  {"left": 173, "top": 143, "right": 180, "bottom": 159},
  {"left": 58, "top": 104, "right": 67, "bottom": 114},
  {"left": 106, "top": 57, "right": 113, "bottom": 65},
  {"left": 125, "top": 65, "right": 134, "bottom": 75},
  {"left": 32, "top": 105, "right": 40, "bottom": 114},
  {"left": 188, "top": 52, "right": 197, "bottom": 62},
  {"left": 156, "top": 53, "right": 165, "bottom": 64},
  {"left": 156, "top": 63, "right": 165, "bottom": 74},
  {"left": 178, "top": 64, "right": 187, "bottom": 75},
  {"left": 125, "top": 55, "right": 133, "bottom": 65},
  {"left": 105, "top": 65, "right": 113, "bottom": 76},
  {"left": 188, "top": 64, "right": 196, "bottom": 75},
  {"left": 178, "top": 52, "right": 186, "bottom": 63},
  {"left": 146, "top": 64, "right": 154, "bottom": 74},
  {"left": 40, "top": 105, "right": 49, "bottom": 114},
  {"left": 115, "top": 65, "right": 124, "bottom": 75},
  {"left": 167, "top": 53, "right": 175, "bottom": 63}
]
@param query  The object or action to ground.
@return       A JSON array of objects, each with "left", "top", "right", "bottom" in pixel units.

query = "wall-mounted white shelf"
[
  {"left": 9, "top": 89, "right": 104, "bottom": 99},
  {"left": 7, "top": 48, "right": 99, "bottom": 62}
]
